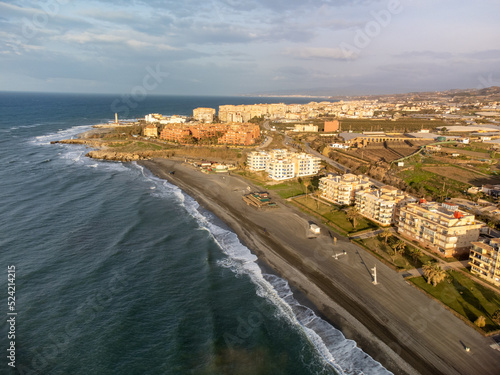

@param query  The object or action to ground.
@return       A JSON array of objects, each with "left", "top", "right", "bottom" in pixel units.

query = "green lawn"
[
  {"left": 265, "top": 181, "right": 305, "bottom": 199},
  {"left": 292, "top": 196, "right": 378, "bottom": 234},
  {"left": 356, "top": 236, "right": 435, "bottom": 270},
  {"left": 410, "top": 270, "right": 500, "bottom": 333},
  {"left": 236, "top": 171, "right": 306, "bottom": 199}
]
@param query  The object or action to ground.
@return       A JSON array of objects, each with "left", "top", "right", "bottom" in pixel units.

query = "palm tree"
[
  {"left": 315, "top": 191, "right": 321, "bottom": 210},
  {"left": 346, "top": 207, "right": 361, "bottom": 228},
  {"left": 303, "top": 180, "right": 310, "bottom": 200},
  {"left": 379, "top": 229, "right": 392, "bottom": 244},
  {"left": 492, "top": 310, "right": 500, "bottom": 325},
  {"left": 409, "top": 248, "right": 422, "bottom": 264},
  {"left": 423, "top": 262, "right": 435, "bottom": 284},
  {"left": 392, "top": 240, "right": 406, "bottom": 257},
  {"left": 487, "top": 221, "right": 496, "bottom": 235},
  {"left": 423, "top": 262, "right": 446, "bottom": 286}
]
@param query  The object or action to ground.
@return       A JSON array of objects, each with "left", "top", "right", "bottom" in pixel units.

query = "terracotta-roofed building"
[{"left": 397, "top": 201, "right": 482, "bottom": 257}]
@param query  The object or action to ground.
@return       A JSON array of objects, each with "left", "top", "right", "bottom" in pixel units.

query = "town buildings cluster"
[
  {"left": 247, "top": 149, "right": 321, "bottom": 181},
  {"left": 318, "top": 174, "right": 491, "bottom": 262},
  {"left": 138, "top": 97, "right": 499, "bottom": 285},
  {"left": 214, "top": 98, "right": 500, "bottom": 123}
]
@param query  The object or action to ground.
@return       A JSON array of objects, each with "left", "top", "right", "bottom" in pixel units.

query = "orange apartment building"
[
  {"left": 218, "top": 124, "right": 260, "bottom": 145},
  {"left": 159, "top": 126, "right": 191, "bottom": 143},
  {"left": 190, "top": 123, "right": 228, "bottom": 139},
  {"left": 160, "top": 123, "right": 260, "bottom": 145}
]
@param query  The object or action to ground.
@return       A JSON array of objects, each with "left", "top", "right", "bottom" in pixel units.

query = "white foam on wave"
[
  {"left": 30, "top": 125, "right": 93, "bottom": 145},
  {"left": 1, "top": 123, "right": 47, "bottom": 133},
  {"left": 31, "top": 125, "right": 128, "bottom": 173},
  {"left": 134, "top": 165, "right": 392, "bottom": 375}
]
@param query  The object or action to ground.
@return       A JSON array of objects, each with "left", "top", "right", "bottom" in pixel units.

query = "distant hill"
[{"left": 250, "top": 86, "right": 500, "bottom": 103}]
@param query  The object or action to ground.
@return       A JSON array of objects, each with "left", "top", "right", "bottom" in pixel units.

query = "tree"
[
  {"left": 409, "top": 247, "right": 422, "bottom": 264},
  {"left": 392, "top": 240, "right": 406, "bottom": 257},
  {"left": 346, "top": 207, "right": 361, "bottom": 228},
  {"left": 422, "top": 262, "right": 446, "bottom": 287},
  {"left": 492, "top": 310, "right": 500, "bottom": 325},
  {"left": 474, "top": 316, "right": 486, "bottom": 328},
  {"left": 487, "top": 221, "right": 496, "bottom": 235},
  {"left": 379, "top": 229, "right": 392, "bottom": 244},
  {"left": 303, "top": 180, "right": 310, "bottom": 200}
]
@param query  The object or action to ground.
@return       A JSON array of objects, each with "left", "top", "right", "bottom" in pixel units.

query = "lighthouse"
[{"left": 115, "top": 113, "right": 118, "bottom": 124}]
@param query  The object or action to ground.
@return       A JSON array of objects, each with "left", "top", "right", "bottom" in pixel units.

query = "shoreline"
[{"left": 139, "top": 158, "right": 500, "bottom": 375}]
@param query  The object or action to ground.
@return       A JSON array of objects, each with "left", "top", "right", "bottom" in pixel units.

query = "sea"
[{"left": 0, "top": 92, "right": 391, "bottom": 375}]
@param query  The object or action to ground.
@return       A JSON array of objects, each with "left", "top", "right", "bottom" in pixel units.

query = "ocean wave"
[
  {"left": 30, "top": 125, "right": 94, "bottom": 145},
  {"left": 134, "top": 164, "right": 392, "bottom": 375}
]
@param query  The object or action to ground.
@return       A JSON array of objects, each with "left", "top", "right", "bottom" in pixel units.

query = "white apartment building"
[
  {"left": 397, "top": 201, "right": 482, "bottom": 257},
  {"left": 246, "top": 149, "right": 321, "bottom": 181},
  {"left": 293, "top": 153, "right": 321, "bottom": 177},
  {"left": 469, "top": 238, "right": 500, "bottom": 286},
  {"left": 144, "top": 113, "right": 186, "bottom": 124},
  {"left": 319, "top": 174, "right": 371, "bottom": 205},
  {"left": 247, "top": 151, "right": 270, "bottom": 171},
  {"left": 266, "top": 159, "right": 295, "bottom": 181},
  {"left": 355, "top": 186, "right": 411, "bottom": 226}
]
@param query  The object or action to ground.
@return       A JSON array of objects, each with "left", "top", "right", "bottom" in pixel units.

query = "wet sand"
[{"left": 140, "top": 158, "right": 500, "bottom": 375}]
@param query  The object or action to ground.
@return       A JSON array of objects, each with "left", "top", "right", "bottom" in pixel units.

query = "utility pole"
[
  {"left": 371, "top": 265, "right": 378, "bottom": 285},
  {"left": 332, "top": 250, "right": 347, "bottom": 260}
]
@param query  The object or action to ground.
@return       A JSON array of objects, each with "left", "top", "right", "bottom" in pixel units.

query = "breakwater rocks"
[
  {"left": 51, "top": 139, "right": 103, "bottom": 147},
  {"left": 85, "top": 150, "right": 150, "bottom": 162},
  {"left": 52, "top": 139, "right": 89, "bottom": 145}
]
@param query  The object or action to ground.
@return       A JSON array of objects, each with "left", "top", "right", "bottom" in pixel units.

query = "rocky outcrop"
[
  {"left": 51, "top": 139, "right": 102, "bottom": 147},
  {"left": 51, "top": 139, "right": 87, "bottom": 145},
  {"left": 85, "top": 151, "right": 149, "bottom": 162}
]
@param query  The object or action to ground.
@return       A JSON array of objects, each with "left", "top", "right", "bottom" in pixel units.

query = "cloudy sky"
[{"left": 1, "top": 0, "right": 500, "bottom": 96}]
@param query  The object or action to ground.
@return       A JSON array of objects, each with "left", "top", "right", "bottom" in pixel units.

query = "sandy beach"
[{"left": 140, "top": 158, "right": 500, "bottom": 375}]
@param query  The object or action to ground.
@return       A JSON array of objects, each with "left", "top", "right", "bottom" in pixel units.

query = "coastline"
[{"left": 139, "top": 157, "right": 500, "bottom": 375}]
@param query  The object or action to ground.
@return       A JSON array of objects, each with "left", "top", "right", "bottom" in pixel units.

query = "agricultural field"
[
  {"left": 398, "top": 163, "right": 471, "bottom": 199},
  {"left": 422, "top": 165, "right": 495, "bottom": 186},
  {"left": 440, "top": 147, "right": 490, "bottom": 159}
]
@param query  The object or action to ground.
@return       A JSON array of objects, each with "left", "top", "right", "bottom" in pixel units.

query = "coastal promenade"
[{"left": 140, "top": 158, "right": 500, "bottom": 375}]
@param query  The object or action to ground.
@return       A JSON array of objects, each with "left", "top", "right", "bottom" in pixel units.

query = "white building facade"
[
  {"left": 319, "top": 174, "right": 371, "bottom": 205},
  {"left": 246, "top": 149, "right": 321, "bottom": 181},
  {"left": 355, "top": 186, "right": 411, "bottom": 226}
]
